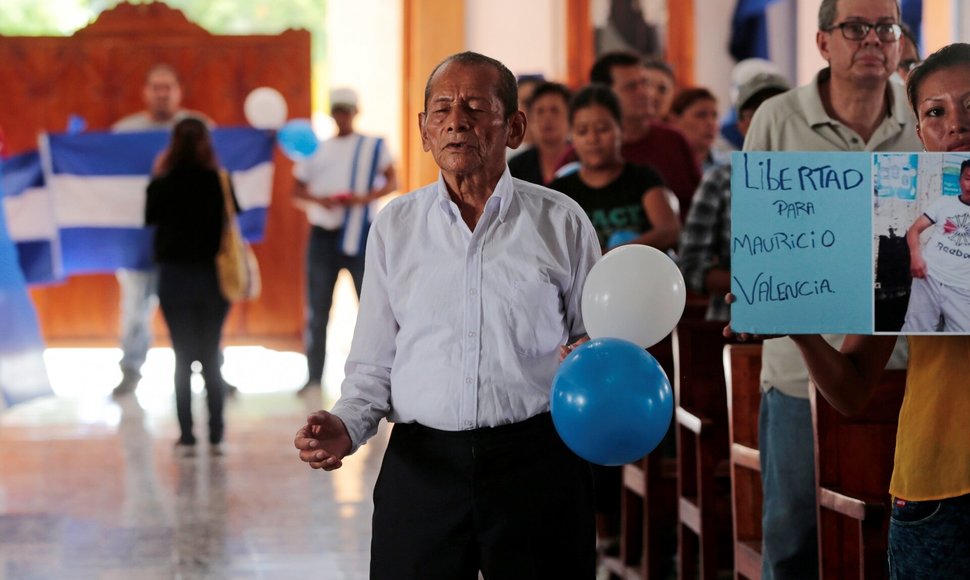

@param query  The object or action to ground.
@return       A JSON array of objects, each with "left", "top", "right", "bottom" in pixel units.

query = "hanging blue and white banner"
[
  {"left": 0, "top": 161, "right": 53, "bottom": 408},
  {"left": 0, "top": 150, "right": 61, "bottom": 284},
  {"left": 1, "top": 127, "right": 275, "bottom": 280}
]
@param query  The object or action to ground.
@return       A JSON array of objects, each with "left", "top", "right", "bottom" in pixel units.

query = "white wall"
[
  {"left": 795, "top": 0, "right": 826, "bottom": 85},
  {"left": 465, "top": 0, "right": 567, "bottom": 81},
  {"left": 692, "top": 0, "right": 734, "bottom": 118},
  {"left": 325, "top": 0, "right": 403, "bottom": 160},
  {"left": 685, "top": 0, "right": 824, "bottom": 128},
  {"left": 460, "top": 0, "right": 811, "bottom": 127},
  {"left": 460, "top": 0, "right": 970, "bottom": 123}
]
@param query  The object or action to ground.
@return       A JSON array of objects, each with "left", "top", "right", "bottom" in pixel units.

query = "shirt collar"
[
  {"left": 802, "top": 67, "right": 911, "bottom": 129},
  {"left": 434, "top": 166, "right": 516, "bottom": 223}
]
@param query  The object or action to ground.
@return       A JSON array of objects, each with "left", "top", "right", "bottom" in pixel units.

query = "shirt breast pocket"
[{"left": 506, "top": 280, "right": 565, "bottom": 357}]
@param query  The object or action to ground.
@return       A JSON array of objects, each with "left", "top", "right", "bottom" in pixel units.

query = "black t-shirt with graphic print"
[{"left": 550, "top": 162, "right": 665, "bottom": 250}]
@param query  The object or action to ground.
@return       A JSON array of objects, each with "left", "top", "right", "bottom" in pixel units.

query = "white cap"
[
  {"left": 330, "top": 87, "right": 359, "bottom": 109},
  {"left": 729, "top": 58, "right": 782, "bottom": 109},
  {"left": 735, "top": 72, "right": 791, "bottom": 111}
]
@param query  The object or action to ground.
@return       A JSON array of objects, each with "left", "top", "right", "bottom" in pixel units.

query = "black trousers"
[
  {"left": 370, "top": 413, "right": 596, "bottom": 580},
  {"left": 305, "top": 226, "right": 364, "bottom": 383},
  {"left": 157, "top": 262, "right": 229, "bottom": 445}
]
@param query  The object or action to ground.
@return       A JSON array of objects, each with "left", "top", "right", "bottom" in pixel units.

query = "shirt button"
[
  {"left": 469, "top": 288, "right": 477, "bottom": 296},
  {"left": 465, "top": 420, "right": 473, "bottom": 427},
  {"left": 465, "top": 377, "right": 473, "bottom": 384},
  {"left": 467, "top": 331, "right": 476, "bottom": 338}
]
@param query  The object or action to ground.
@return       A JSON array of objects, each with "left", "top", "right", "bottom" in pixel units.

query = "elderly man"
[
  {"left": 742, "top": 0, "right": 921, "bottom": 577},
  {"left": 111, "top": 64, "right": 215, "bottom": 397},
  {"left": 294, "top": 52, "right": 601, "bottom": 579}
]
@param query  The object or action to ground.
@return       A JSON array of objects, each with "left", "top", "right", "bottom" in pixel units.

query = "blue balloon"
[
  {"left": 551, "top": 337, "right": 673, "bottom": 466},
  {"left": 606, "top": 230, "right": 639, "bottom": 250},
  {"left": 277, "top": 119, "right": 318, "bottom": 160},
  {"left": 66, "top": 114, "right": 87, "bottom": 135}
]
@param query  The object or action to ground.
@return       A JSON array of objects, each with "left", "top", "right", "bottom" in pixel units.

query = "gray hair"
[
  {"left": 423, "top": 51, "right": 518, "bottom": 120},
  {"left": 818, "top": 0, "right": 900, "bottom": 30}
]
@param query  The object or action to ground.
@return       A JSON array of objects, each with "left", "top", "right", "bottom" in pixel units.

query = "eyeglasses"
[{"left": 825, "top": 21, "right": 902, "bottom": 42}]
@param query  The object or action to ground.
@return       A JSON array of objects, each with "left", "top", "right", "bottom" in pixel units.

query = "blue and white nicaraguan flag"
[
  {"left": 1, "top": 127, "right": 275, "bottom": 281},
  {"left": 0, "top": 160, "right": 53, "bottom": 408},
  {"left": 0, "top": 150, "right": 61, "bottom": 284}
]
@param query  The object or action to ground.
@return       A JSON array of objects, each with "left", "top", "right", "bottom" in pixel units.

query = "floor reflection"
[{"left": 0, "top": 359, "right": 388, "bottom": 579}]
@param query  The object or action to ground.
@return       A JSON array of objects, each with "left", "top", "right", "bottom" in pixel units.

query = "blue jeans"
[
  {"left": 760, "top": 388, "right": 819, "bottom": 580},
  {"left": 889, "top": 493, "right": 970, "bottom": 579},
  {"left": 305, "top": 227, "right": 364, "bottom": 383},
  {"left": 117, "top": 268, "right": 159, "bottom": 373}
]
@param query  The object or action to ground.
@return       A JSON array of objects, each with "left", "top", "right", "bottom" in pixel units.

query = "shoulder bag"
[{"left": 215, "top": 169, "right": 261, "bottom": 302}]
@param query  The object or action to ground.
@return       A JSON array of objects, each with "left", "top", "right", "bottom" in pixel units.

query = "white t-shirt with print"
[{"left": 922, "top": 194, "right": 970, "bottom": 289}]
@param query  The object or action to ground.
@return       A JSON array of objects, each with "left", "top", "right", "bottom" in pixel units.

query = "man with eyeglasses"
[{"left": 741, "top": 1, "right": 921, "bottom": 578}]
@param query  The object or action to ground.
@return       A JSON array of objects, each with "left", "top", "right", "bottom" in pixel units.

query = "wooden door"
[{"left": 0, "top": 2, "right": 310, "bottom": 349}]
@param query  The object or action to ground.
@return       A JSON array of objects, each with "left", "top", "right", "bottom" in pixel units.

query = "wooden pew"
[
  {"left": 723, "top": 343, "right": 764, "bottom": 580},
  {"left": 810, "top": 369, "right": 906, "bottom": 580},
  {"left": 603, "top": 336, "right": 678, "bottom": 580},
  {"left": 672, "top": 320, "right": 734, "bottom": 579}
]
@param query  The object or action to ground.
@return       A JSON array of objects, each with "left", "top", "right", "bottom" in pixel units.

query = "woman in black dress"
[{"left": 146, "top": 117, "right": 236, "bottom": 456}]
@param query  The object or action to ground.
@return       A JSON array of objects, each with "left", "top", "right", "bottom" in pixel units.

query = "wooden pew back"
[
  {"left": 672, "top": 319, "right": 734, "bottom": 579},
  {"left": 724, "top": 343, "right": 764, "bottom": 580},
  {"left": 811, "top": 369, "right": 907, "bottom": 580}
]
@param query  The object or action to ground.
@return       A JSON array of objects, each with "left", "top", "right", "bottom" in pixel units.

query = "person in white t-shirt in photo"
[{"left": 903, "top": 157, "right": 970, "bottom": 332}]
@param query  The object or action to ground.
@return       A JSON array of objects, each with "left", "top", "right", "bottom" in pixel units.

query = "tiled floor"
[
  {"left": 0, "top": 278, "right": 387, "bottom": 579},
  {"left": 0, "top": 366, "right": 389, "bottom": 580}
]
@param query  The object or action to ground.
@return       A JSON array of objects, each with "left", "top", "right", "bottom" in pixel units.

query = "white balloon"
[
  {"left": 581, "top": 245, "right": 686, "bottom": 348},
  {"left": 244, "top": 87, "right": 288, "bottom": 129}
]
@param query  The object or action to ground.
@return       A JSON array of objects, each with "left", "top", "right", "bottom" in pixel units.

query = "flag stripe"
[
  {"left": 3, "top": 187, "right": 57, "bottom": 239},
  {"left": 48, "top": 128, "right": 276, "bottom": 176},
  {"left": 1, "top": 151, "right": 44, "bottom": 195},
  {"left": 1, "top": 128, "right": 274, "bottom": 281},
  {"left": 59, "top": 227, "right": 156, "bottom": 274}
]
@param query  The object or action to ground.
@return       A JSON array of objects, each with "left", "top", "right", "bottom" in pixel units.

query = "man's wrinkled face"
[
  {"left": 144, "top": 70, "right": 182, "bottom": 120},
  {"left": 420, "top": 62, "right": 523, "bottom": 179},
  {"left": 818, "top": 0, "right": 901, "bottom": 87}
]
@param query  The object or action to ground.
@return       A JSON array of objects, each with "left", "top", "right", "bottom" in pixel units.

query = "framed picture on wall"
[
  {"left": 565, "top": 0, "right": 690, "bottom": 89},
  {"left": 591, "top": 0, "right": 667, "bottom": 59}
]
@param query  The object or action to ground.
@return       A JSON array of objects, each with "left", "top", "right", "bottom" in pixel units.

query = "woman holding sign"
[{"left": 785, "top": 44, "right": 970, "bottom": 577}]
